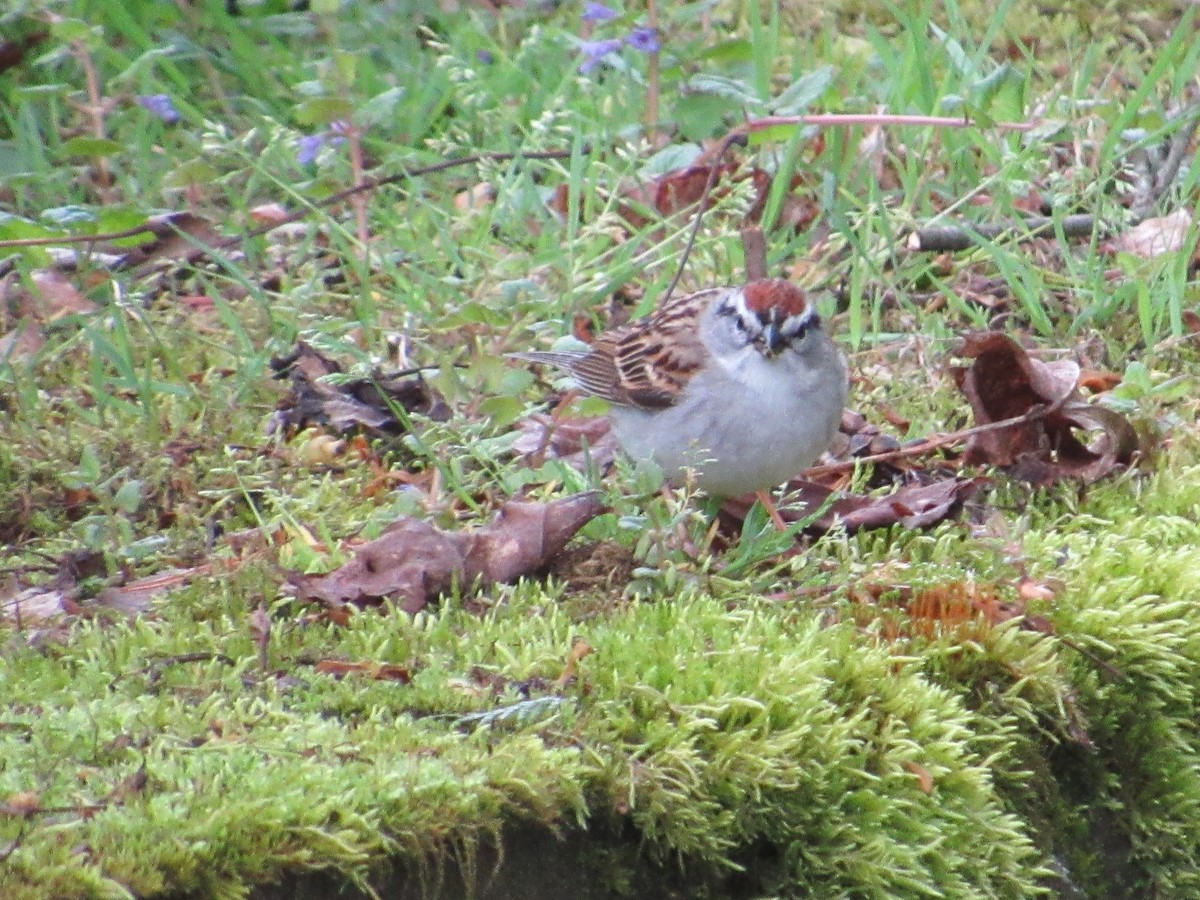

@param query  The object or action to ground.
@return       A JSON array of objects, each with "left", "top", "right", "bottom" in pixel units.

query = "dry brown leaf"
[
  {"left": 511, "top": 415, "right": 618, "bottom": 471},
  {"left": 721, "top": 476, "right": 980, "bottom": 536},
  {"left": 902, "top": 760, "right": 935, "bottom": 795},
  {"left": 951, "top": 332, "right": 1137, "bottom": 484},
  {"left": 1100, "top": 209, "right": 1194, "bottom": 258},
  {"left": 117, "top": 212, "right": 227, "bottom": 273},
  {"left": 269, "top": 341, "right": 449, "bottom": 435},
  {"left": 29, "top": 269, "right": 99, "bottom": 320},
  {"left": 288, "top": 492, "right": 604, "bottom": 613},
  {"left": 555, "top": 637, "right": 594, "bottom": 688},
  {"left": 313, "top": 659, "right": 412, "bottom": 682},
  {"left": 248, "top": 203, "right": 291, "bottom": 227},
  {"left": 93, "top": 567, "right": 206, "bottom": 616}
]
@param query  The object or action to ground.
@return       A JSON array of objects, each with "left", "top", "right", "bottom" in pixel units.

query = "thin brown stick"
[
  {"left": 907, "top": 213, "right": 1101, "bottom": 252},
  {"left": 346, "top": 122, "right": 370, "bottom": 250},
  {"left": 72, "top": 40, "right": 112, "bottom": 192},
  {"left": 804, "top": 397, "right": 1066, "bottom": 477},
  {"left": 644, "top": 0, "right": 660, "bottom": 144},
  {"left": 659, "top": 133, "right": 743, "bottom": 304},
  {"left": 743, "top": 112, "right": 1039, "bottom": 133}
]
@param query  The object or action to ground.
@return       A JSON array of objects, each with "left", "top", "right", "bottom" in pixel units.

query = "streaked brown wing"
[
  {"left": 514, "top": 287, "right": 725, "bottom": 411},
  {"left": 509, "top": 349, "right": 623, "bottom": 403},
  {"left": 607, "top": 288, "right": 723, "bottom": 410}
]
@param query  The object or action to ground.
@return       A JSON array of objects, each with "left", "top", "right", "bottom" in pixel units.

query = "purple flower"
[
  {"left": 136, "top": 94, "right": 180, "bottom": 124},
  {"left": 582, "top": 2, "right": 617, "bottom": 21},
  {"left": 476, "top": 49, "right": 494, "bottom": 64},
  {"left": 296, "top": 126, "right": 347, "bottom": 165},
  {"left": 578, "top": 37, "right": 622, "bottom": 73},
  {"left": 625, "top": 26, "right": 660, "bottom": 53}
]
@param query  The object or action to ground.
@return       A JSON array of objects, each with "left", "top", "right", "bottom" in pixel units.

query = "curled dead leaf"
[
  {"left": 269, "top": 341, "right": 448, "bottom": 436},
  {"left": 511, "top": 414, "right": 618, "bottom": 471},
  {"left": 1099, "top": 210, "right": 1194, "bottom": 258},
  {"left": 287, "top": 493, "right": 604, "bottom": 614},
  {"left": 951, "top": 332, "right": 1137, "bottom": 484}
]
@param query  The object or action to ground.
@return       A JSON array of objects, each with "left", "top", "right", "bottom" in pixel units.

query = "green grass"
[{"left": 2, "top": 0, "right": 1200, "bottom": 897}]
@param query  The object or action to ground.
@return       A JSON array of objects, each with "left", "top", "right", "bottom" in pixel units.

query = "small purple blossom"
[
  {"left": 625, "top": 26, "right": 660, "bottom": 53},
  {"left": 136, "top": 94, "right": 180, "bottom": 124},
  {"left": 582, "top": 2, "right": 617, "bottom": 21},
  {"left": 578, "top": 37, "right": 622, "bottom": 73},
  {"left": 296, "top": 124, "right": 348, "bottom": 166},
  {"left": 476, "top": 49, "right": 494, "bottom": 65}
]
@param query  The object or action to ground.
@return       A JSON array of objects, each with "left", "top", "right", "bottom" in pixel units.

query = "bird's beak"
[{"left": 761, "top": 323, "right": 786, "bottom": 356}]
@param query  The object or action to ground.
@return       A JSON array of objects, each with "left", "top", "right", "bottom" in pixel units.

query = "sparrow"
[{"left": 515, "top": 278, "right": 847, "bottom": 501}]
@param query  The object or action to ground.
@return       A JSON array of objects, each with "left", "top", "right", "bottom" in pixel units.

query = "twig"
[
  {"left": 907, "top": 213, "right": 1101, "bottom": 252},
  {"left": 71, "top": 39, "right": 112, "bottom": 193},
  {"left": 742, "top": 112, "right": 1040, "bottom": 134},
  {"left": 741, "top": 226, "right": 767, "bottom": 280},
  {"left": 644, "top": 0, "right": 660, "bottom": 145},
  {"left": 0, "top": 821, "right": 27, "bottom": 863},
  {"left": 659, "top": 133, "right": 743, "bottom": 304},
  {"left": 804, "top": 397, "right": 1067, "bottom": 477}
]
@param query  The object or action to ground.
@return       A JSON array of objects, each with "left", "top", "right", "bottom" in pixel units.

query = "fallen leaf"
[
  {"left": 115, "top": 212, "right": 227, "bottom": 273},
  {"left": 248, "top": 203, "right": 291, "bottom": 227},
  {"left": 29, "top": 269, "right": 99, "bottom": 320},
  {"left": 0, "top": 30, "right": 48, "bottom": 75},
  {"left": 902, "top": 760, "right": 935, "bottom": 794},
  {"left": 555, "top": 637, "right": 593, "bottom": 688},
  {"left": 93, "top": 567, "right": 206, "bottom": 616},
  {"left": 454, "top": 182, "right": 497, "bottom": 211},
  {"left": 269, "top": 341, "right": 449, "bottom": 435},
  {"left": 0, "top": 792, "right": 41, "bottom": 817},
  {"left": 511, "top": 414, "right": 618, "bottom": 471},
  {"left": 288, "top": 492, "right": 604, "bottom": 613},
  {"left": 951, "top": 332, "right": 1137, "bottom": 484},
  {"left": 313, "top": 660, "right": 412, "bottom": 682},
  {"left": 1100, "top": 209, "right": 1194, "bottom": 258}
]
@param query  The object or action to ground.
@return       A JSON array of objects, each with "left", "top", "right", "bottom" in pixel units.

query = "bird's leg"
[{"left": 755, "top": 489, "right": 788, "bottom": 531}]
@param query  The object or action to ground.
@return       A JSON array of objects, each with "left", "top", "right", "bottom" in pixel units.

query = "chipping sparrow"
[{"left": 515, "top": 278, "right": 848, "bottom": 497}]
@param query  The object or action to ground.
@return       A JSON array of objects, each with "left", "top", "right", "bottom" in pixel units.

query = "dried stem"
[
  {"left": 907, "top": 214, "right": 1101, "bottom": 252},
  {"left": 645, "top": 0, "right": 660, "bottom": 144},
  {"left": 71, "top": 39, "right": 112, "bottom": 193},
  {"left": 804, "top": 396, "right": 1068, "bottom": 478}
]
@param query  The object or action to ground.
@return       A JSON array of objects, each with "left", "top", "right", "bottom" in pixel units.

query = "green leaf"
[
  {"left": 683, "top": 74, "right": 764, "bottom": 108},
  {"left": 746, "top": 122, "right": 803, "bottom": 147},
  {"left": 49, "top": 19, "right": 98, "bottom": 45},
  {"left": 359, "top": 86, "right": 405, "bottom": 128},
  {"left": 293, "top": 97, "right": 354, "bottom": 126},
  {"left": 446, "top": 302, "right": 509, "bottom": 327},
  {"left": 62, "top": 136, "right": 125, "bottom": 158},
  {"left": 164, "top": 159, "right": 221, "bottom": 190},
  {"left": 113, "top": 480, "right": 143, "bottom": 515},
  {"left": 0, "top": 212, "right": 65, "bottom": 242},
  {"left": 479, "top": 395, "right": 524, "bottom": 428},
  {"left": 640, "top": 143, "right": 702, "bottom": 178},
  {"left": 672, "top": 93, "right": 737, "bottom": 143},
  {"left": 697, "top": 39, "right": 754, "bottom": 65},
  {"left": 771, "top": 65, "right": 836, "bottom": 116},
  {"left": 96, "top": 207, "right": 158, "bottom": 246}
]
